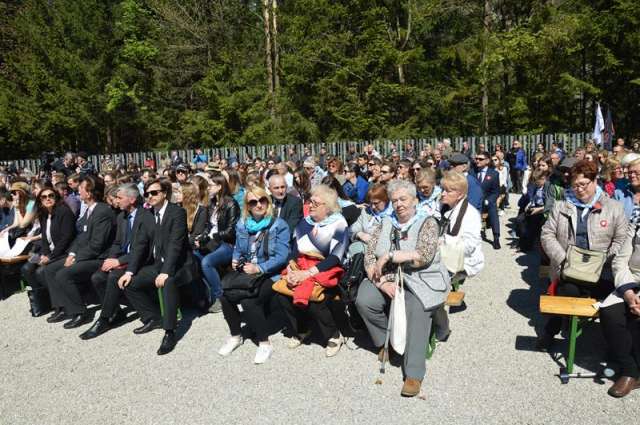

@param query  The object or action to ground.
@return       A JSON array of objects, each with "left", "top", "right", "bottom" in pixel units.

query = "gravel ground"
[{"left": 1, "top": 200, "right": 638, "bottom": 424}]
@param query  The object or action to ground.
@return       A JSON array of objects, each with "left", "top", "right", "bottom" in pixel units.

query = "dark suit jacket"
[
  {"left": 466, "top": 174, "right": 484, "bottom": 211},
  {"left": 107, "top": 208, "right": 155, "bottom": 272},
  {"left": 40, "top": 203, "right": 77, "bottom": 261},
  {"left": 126, "top": 208, "right": 156, "bottom": 274},
  {"left": 153, "top": 202, "right": 191, "bottom": 276},
  {"left": 70, "top": 202, "right": 116, "bottom": 262},
  {"left": 275, "top": 194, "right": 302, "bottom": 236},
  {"left": 478, "top": 168, "right": 500, "bottom": 204}
]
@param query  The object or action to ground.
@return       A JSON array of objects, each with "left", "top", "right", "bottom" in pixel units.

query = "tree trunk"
[
  {"left": 262, "top": 0, "right": 275, "bottom": 120},
  {"left": 272, "top": 0, "right": 279, "bottom": 93},
  {"left": 481, "top": 0, "right": 491, "bottom": 135},
  {"left": 397, "top": 64, "right": 406, "bottom": 85}
]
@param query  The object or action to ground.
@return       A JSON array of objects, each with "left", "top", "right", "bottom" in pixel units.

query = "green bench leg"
[
  {"left": 157, "top": 287, "right": 182, "bottom": 322},
  {"left": 566, "top": 315, "right": 581, "bottom": 375},
  {"left": 20, "top": 279, "right": 26, "bottom": 292},
  {"left": 426, "top": 324, "right": 437, "bottom": 359}
]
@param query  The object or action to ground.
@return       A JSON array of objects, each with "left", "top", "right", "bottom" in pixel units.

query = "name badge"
[{"left": 83, "top": 225, "right": 88, "bottom": 232}]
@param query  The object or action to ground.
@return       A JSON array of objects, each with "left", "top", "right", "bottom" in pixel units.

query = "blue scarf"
[
  {"left": 564, "top": 185, "right": 603, "bottom": 219},
  {"left": 390, "top": 210, "right": 423, "bottom": 232},
  {"left": 246, "top": 216, "right": 272, "bottom": 234},
  {"left": 305, "top": 211, "right": 343, "bottom": 227},
  {"left": 366, "top": 202, "right": 392, "bottom": 221},
  {"left": 338, "top": 198, "right": 355, "bottom": 208}
]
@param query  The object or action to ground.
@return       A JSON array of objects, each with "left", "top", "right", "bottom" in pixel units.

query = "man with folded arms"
[
  {"left": 118, "top": 179, "right": 196, "bottom": 355},
  {"left": 46, "top": 175, "right": 116, "bottom": 328},
  {"left": 81, "top": 183, "right": 155, "bottom": 340}
]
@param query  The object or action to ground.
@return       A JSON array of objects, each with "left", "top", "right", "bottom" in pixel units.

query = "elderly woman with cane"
[{"left": 355, "top": 179, "right": 450, "bottom": 397}]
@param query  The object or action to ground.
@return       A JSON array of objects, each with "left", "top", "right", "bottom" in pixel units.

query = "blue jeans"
[{"left": 195, "top": 243, "right": 233, "bottom": 301}]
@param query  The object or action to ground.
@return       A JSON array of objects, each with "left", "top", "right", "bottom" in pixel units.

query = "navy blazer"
[
  {"left": 466, "top": 174, "right": 483, "bottom": 211},
  {"left": 477, "top": 168, "right": 500, "bottom": 203}
]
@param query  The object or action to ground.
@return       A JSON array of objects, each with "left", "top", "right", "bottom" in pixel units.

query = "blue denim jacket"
[{"left": 233, "top": 217, "right": 290, "bottom": 281}]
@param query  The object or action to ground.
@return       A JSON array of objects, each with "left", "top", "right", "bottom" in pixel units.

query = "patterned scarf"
[{"left": 564, "top": 185, "right": 603, "bottom": 219}]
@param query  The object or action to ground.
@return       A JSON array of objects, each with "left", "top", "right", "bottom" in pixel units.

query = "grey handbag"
[{"left": 561, "top": 244, "right": 606, "bottom": 286}]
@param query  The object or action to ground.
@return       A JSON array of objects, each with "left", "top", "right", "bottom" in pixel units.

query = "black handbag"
[{"left": 221, "top": 220, "right": 273, "bottom": 303}]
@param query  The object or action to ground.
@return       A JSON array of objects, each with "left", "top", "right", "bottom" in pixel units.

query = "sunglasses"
[
  {"left": 10, "top": 190, "right": 21, "bottom": 196},
  {"left": 40, "top": 193, "right": 56, "bottom": 200},
  {"left": 475, "top": 157, "right": 486, "bottom": 161},
  {"left": 412, "top": 167, "right": 421, "bottom": 171},
  {"left": 144, "top": 189, "right": 164, "bottom": 198},
  {"left": 247, "top": 197, "right": 269, "bottom": 208},
  {"left": 176, "top": 170, "right": 187, "bottom": 174},
  {"left": 368, "top": 162, "right": 375, "bottom": 166}
]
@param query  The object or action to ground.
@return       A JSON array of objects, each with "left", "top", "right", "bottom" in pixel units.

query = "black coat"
[
  {"left": 39, "top": 203, "right": 77, "bottom": 261},
  {"left": 70, "top": 202, "right": 116, "bottom": 261},
  {"left": 203, "top": 196, "right": 240, "bottom": 252},
  {"left": 153, "top": 202, "right": 192, "bottom": 276},
  {"left": 273, "top": 194, "right": 303, "bottom": 236},
  {"left": 188, "top": 204, "right": 209, "bottom": 249}
]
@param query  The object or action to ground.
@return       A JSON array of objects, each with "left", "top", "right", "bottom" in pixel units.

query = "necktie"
[
  {"left": 153, "top": 211, "right": 161, "bottom": 259},
  {"left": 122, "top": 214, "right": 133, "bottom": 253}
]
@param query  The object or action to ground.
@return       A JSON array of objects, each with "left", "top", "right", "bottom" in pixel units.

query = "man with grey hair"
[
  {"left": 303, "top": 158, "right": 326, "bottom": 187},
  {"left": 81, "top": 183, "right": 155, "bottom": 340},
  {"left": 269, "top": 174, "right": 302, "bottom": 236}
]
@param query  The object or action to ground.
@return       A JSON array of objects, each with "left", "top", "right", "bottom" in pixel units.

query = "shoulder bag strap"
[{"left": 448, "top": 199, "right": 469, "bottom": 237}]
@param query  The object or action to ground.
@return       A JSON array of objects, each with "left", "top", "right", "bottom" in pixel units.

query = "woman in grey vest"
[{"left": 355, "top": 179, "right": 450, "bottom": 397}]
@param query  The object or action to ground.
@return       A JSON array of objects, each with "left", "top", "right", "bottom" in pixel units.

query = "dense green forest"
[{"left": 0, "top": 0, "right": 639, "bottom": 158}]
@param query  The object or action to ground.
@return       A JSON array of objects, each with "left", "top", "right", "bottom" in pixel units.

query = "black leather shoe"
[
  {"left": 46, "top": 309, "right": 66, "bottom": 323},
  {"left": 63, "top": 313, "right": 91, "bottom": 329},
  {"left": 535, "top": 333, "right": 554, "bottom": 352},
  {"left": 157, "top": 331, "right": 177, "bottom": 355},
  {"left": 133, "top": 319, "right": 162, "bottom": 335},
  {"left": 79, "top": 319, "right": 111, "bottom": 340},
  {"left": 493, "top": 239, "right": 501, "bottom": 250}
]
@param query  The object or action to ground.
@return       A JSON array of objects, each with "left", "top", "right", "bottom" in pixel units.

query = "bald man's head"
[{"left": 268, "top": 174, "right": 287, "bottom": 200}]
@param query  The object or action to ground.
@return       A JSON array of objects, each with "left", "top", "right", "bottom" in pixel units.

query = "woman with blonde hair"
[{"left": 217, "top": 186, "right": 290, "bottom": 364}]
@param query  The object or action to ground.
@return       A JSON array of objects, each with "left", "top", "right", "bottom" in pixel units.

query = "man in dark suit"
[
  {"left": 268, "top": 174, "right": 301, "bottom": 236},
  {"left": 118, "top": 178, "right": 196, "bottom": 355},
  {"left": 45, "top": 175, "right": 116, "bottom": 328},
  {"left": 474, "top": 151, "right": 501, "bottom": 249},
  {"left": 80, "top": 183, "right": 155, "bottom": 340}
]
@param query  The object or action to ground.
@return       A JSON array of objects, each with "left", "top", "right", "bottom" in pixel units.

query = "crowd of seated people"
[{"left": 1, "top": 137, "right": 640, "bottom": 398}]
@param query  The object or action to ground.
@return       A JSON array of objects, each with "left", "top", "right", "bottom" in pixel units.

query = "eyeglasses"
[
  {"left": 310, "top": 199, "right": 325, "bottom": 208},
  {"left": 144, "top": 189, "right": 164, "bottom": 198},
  {"left": 267, "top": 162, "right": 275, "bottom": 165},
  {"left": 40, "top": 193, "right": 55, "bottom": 200},
  {"left": 304, "top": 166, "right": 314, "bottom": 170},
  {"left": 475, "top": 157, "right": 486, "bottom": 161},
  {"left": 368, "top": 162, "right": 375, "bottom": 166},
  {"left": 10, "top": 190, "right": 20, "bottom": 196},
  {"left": 629, "top": 170, "right": 640, "bottom": 177},
  {"left": 247, "top": 197, "right": 269, "bottom": 208},
  {"left": 571, "top": 180, "right": 592, "bottom": 190},
  {"left": 381, "top": 169, "right": 392, "bottom": 174}
]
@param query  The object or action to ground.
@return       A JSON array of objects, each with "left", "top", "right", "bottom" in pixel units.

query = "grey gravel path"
[{"left": 1, "top": 202, "right": 638, "bottom": 424}]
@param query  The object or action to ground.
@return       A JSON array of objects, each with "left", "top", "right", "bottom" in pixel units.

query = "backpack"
[{"left": 336, "top": 252, "right": 366, "bottom": 331}]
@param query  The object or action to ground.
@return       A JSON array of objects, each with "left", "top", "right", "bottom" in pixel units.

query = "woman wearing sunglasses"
[
  {"left": 195, "top": 174, "right": 240, "bottom": 313},
  {"left": 21, "top": 188, "right": 76, "bottom": 316},
  {"left": 0, "top": 182, "right": 36, "bottom": 237},
  {"left": 217, "top": 187, "right": 290, "bottom": 364}
]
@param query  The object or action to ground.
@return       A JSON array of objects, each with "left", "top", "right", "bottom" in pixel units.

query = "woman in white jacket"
[{"left": 432, "top": 171, "right": 485, "bottom": 340}]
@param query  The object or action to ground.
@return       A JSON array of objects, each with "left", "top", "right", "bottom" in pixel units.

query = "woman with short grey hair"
[{"left": 355, "top": 180, "right": 450, "bottom": 397}]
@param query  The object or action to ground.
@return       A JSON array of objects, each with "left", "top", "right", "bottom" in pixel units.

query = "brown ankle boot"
[
  {"left": 401, "top": 378, "right": 422, "bottom": 397},
  {"left": 608, "top": 376, "right": 639, "bottom": 398}
]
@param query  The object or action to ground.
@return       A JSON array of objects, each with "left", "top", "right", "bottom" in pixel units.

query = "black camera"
[
  {"left": 195, "top": 233, "right": 211, "bottom": 245},
  {"left": 235, "top": 258, "right": 247, "bottom": 272}
]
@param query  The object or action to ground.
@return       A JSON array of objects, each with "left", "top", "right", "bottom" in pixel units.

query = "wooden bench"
[
  {"left": 539, "top": 295, "right": 599, "bottom": 382},
  {"left": 0, "top": 255, "right": 29, "bottom": 299}
]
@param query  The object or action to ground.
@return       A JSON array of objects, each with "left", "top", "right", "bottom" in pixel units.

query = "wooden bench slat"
[
  {"left": 539, "top": 295, "right": 598, "bottom": 317},
  {"left": 446, "top": 291, "right": 465, "bottom": 307},
  {"left": 0, "top": 255, "right": 29, "bottom": 265}
]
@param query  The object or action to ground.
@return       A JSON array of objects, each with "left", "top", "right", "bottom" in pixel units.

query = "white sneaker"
[
  {"left": 254, "top": 344, "right": 273, "bottom": 364},
  {"left": 498, "top": 210, "right": 504, "bottom": 216},
  {"left": 325, "top": 334, "right": 344, "bottom": 357},
  {"left": 218, "top": 336, "right": 242, "bottom": 356}
]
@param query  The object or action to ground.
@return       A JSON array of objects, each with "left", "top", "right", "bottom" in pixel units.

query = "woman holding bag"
[
  {"left": 217, "top": 186, "right": 290, "bottom": 364},
  {"left": 355, "top": 179, "right": 448, "bottom": 397},
  {"left": 537, "top": 160, "right": 627, "bottom": 350}
]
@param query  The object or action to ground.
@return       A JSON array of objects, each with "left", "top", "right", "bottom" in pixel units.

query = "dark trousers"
[
  {"left": 91, "top": 268, "right": 126, "bottom": 320},
  {"left": 21, "top": 261, "right": 47, "bottom": 290},
  {"left": 544, "top": 280, "right": 614, "bottom": 336},
  {"left": 599, "top": 302, "right": 640, "bottom": 378},
  {"left": 276, "top": 293, "right": 338, "bottom": 344},
  {"left": 510, "top": 168, "right": 523, "bottom": 193},
  {"left": 47, "top": 259, "right": 102, "bottom": 315},
  {"left": 220, "top": 279, "right": 275, "bottom": 341},
  {"left": 124, "top": 264, "right": 192, "bottom": 330},
  {"left": 483, "top": 200, "right": 500, "bottom": 238}
]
